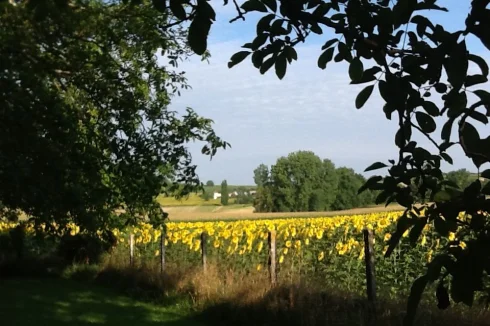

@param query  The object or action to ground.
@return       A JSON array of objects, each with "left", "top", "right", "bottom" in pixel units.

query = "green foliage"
[
  {"left": 253, "top": 164, "right": 269, "bottom": 187},
  {"left": 221, "top": 180, "right": 229, "bottom": 206},
  {"left": 206, "top": 180, "right": 215, "bottom": 187},
  {"left": 0, "top": 0, "right": 228, "bottom": 233},
  {"left": 200, "top": 190, "right": 211, "bottom": 201},
  {"left": 253, "top": 151, "right": 375, "bottom": 212},
  {"left": 331, "top": 168, "right": 375, "bottom": 211},
  {"left": 445, "top": 169, "right": 473, "bottom": 190},
  {"left": 235, "top": 187, "right": 254, "bottom": 205}
]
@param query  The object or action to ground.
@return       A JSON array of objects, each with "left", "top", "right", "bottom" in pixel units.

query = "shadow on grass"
[{"left": 0, "top": 278, "right": 201, "bottom": 326}]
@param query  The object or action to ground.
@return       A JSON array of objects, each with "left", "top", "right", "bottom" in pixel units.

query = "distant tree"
[
  {"left": 256, "top": 151, "right": 338, "bottom": 212},
  {"left": 220, "top": 180, "right": 229, "bottom": 206},
  {"left": 253, "top": 164, "right": 269, "bottom": 187},
  {"left": 201, "top": 190, "right": 211, "bottom": 201},
  {"left": 445, "top": 169, "right": 473, "bottom": 190},
  {"left": 205, "top": 180, "right": 214, "bottom": 187},
  {"left": 331, "top": 168, "right": 362, "bottom": 211},
  {"left": 332, "top": 168, "right": 375, "bottom": 211},
  {"left": 253, "top": 185, "right": 274, "bottom": 213},
  {"left": 235, "top": 187, "right": 253, "bottom": 205}
]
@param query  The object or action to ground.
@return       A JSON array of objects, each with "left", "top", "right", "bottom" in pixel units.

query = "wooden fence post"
[
  {"left": 201, "top": 232, "right": 207, "bottom": 273},
  {"left": 363, "top": 228, "right": 377, "bottom": 325},
  {"left": 160, "top": 230, "right": 166, "bottom": 274},
  {"left": 268, "top": 230, "right": 277, "bottom": 286},
  {"left": 129, "top": 233, "right": 134, "bottom": 267}
]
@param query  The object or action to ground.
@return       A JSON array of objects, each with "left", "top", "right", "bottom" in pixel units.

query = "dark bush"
[{"left": 58, "top": 231, "right": 117, "bottom": 264}]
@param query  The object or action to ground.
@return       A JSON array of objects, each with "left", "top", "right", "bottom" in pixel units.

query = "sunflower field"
[
  {"left": 113, "top": 211, "right": 456, "bottom": 298},
  {"left": 0, "top": 211, "right": 460, "bottom": 298}
]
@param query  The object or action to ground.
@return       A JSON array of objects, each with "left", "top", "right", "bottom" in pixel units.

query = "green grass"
[{"left": 0, "top": 278, "right": 201, "bottom": 326}]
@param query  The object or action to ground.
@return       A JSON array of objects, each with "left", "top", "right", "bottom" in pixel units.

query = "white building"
[{"left": 213, "top": 192, "right": 221, "bottom": 200}]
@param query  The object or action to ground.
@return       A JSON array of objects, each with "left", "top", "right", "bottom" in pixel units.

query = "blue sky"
[{"left": 166, "top": 1, "right": 489, "bottom": 185}]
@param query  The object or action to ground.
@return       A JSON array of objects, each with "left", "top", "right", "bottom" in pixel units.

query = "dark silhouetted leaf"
[
  {"left": 252, "top": 51, "right": 264, "bottom": 68},
  {"left": 228, "top": 51, "right": 251, "bottom": 68},
  {"left": 318, "top": 47, "right": 334, "bottom": 69},
  {"left": 170, "top": 0, "right": 186, "bottom": 20},
  {"left": 252, "top": 33, "right": 268, "bottom": 50},
  {"left": 364, "top": 161, "right": 388, "bottom": 172},
  {"left": 349, "top": 58, "right": 364, "bottom": 82},
  {"left": 284, "top": 46, "right": 297, "bottom": 62},
  {"left": 481, "top": 169, "right": 490, "bottom": 179},
  {"left": 383, "top": 103, "right": 395, "bottom": 120},
  {"left": 260, "top": 57, "right": 275, "bottom": 74},
  {"left": 358, "top": 175, "right": 382, "bottom": 194},
  {"left": 188, "top": 15, "right": 212, "bottom": 55},
  {"left": 409, "top": 217, "right": 427, "bottom": 247},
  {"left": 469, "top": 110, "right": 489, "bottom": 124},
  {"left": 310, "top": 22, "right": 323, "bottom": 34},
  {"left": 460, "top": 122, "right": 481, "bottom": 153},
  {"left": 262, "top": 0, "right": 277, "bottom": 12},
  {"left": 386, "top": 213, "right": 414, "bottom": 258},
  {"left": 440, "top": 153, "right": 453, "bottom": 164},
  {"left": 434, "top": 216, "right": 449, "bottom": 236},
  {"left": 375, "top": 190, "right": 391, "bottom": 205},
  {"left": 415, "top": 2, "right": 447, "bottom": 11},
  {"left": 469, "top": 54, "right": 489, "bottom": 76},
  {"left": 257, "top": 14, "right": 275, "bottom": 34},
  {"left": 416, "top": 111, "right": 436, "bottom": 133},
  {"left": 441, "top": 118, "right": 455, "bottom": 142},
  {"left": 241, "top": 0, "right": 268, "bottom": 12},
  {"left": 338, "top": 42, "right": 352, "bottom": 62},
  {"left": 465, "top": 75, "right": 488, "bottom": 87},
  {"left": 321, "top": 38, "right": 338, "bottom": 50},
  {"left": 275, "top": 54, "right": 287, "bottom": 79},
  {"left": 444, "top": 41, "right": 468, "bottom": 91},
  {"left": 437, "top": 283, "right": 451, "bottom": 310},
  {"left": 422, "top": 101, "right": 440, "bottom": 116},
  {"left": 351, "top": 66, "right": 381, "bottom": 84},
  {"left": 356, "top": 85, "right": 374, "bottom": 109},
  {"left": 482, "top": 182, "right": 490, "bottom": 195}
]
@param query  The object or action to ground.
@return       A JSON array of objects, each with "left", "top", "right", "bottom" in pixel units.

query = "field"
[
  {"left": 0, "top": 279, "right": 199, "bottom": 326},
  {"left": 156, "top": 185, "right": 256, "bottom": 207},
  {"left": 164, "top": 203, "right": 405, "bottom": 221},
  {"left": 1, "top": 209, "right": 489, "bottom": 326}
]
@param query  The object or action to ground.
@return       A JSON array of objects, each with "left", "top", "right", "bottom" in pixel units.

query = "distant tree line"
[{"left": 253, "top": 151, "right": 377, "bottom": 213}]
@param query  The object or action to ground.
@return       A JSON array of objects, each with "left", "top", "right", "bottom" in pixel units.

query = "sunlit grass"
[{"left": 0, "top": 278, "right": 200, "bottom": 326}]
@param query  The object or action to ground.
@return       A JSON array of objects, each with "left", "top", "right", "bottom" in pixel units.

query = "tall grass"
[{"left": 78, "top": 250, "right": 490, "bottom": 326}]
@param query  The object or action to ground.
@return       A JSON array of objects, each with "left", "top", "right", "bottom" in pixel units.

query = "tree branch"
[
  {"left": 230, "top": 0, "right": 245, "bottom": 23},
  {"left": 410, "top": 121, "right": 441, "bottom": 152}
]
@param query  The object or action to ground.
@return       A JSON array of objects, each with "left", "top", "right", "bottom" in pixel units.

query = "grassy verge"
[
  {"left": 57, "top": 255, "right": 490, "bottom": 326},
  {"left": 0, "top": 277, "right": 200, "bottom": 326},
  {"left": 2, "top": 255, "right": 490, "bottom": 326}
]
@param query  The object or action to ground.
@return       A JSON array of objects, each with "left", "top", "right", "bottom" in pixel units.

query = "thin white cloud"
[{"left": 163, "top": 22, "right": 490, "bottom": 184}]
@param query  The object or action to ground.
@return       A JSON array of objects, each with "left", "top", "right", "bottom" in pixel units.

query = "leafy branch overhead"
[
  {"left": 149, "top": 0, "right": 490, "bottom": 323},
  {"left": 0, "top": 0, "right": 229, "bottom": 234}
]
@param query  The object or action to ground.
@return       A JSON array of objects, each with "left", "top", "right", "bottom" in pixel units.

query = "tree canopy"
[
  {"left": 253, "top": 151, "right": 376, "bottom": 212},
  {"left": 220, "top": 180, "right": 229, "bottom": 205},
  {"left": 0, "top": 0, "right": 228, "bottom": 234}
]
